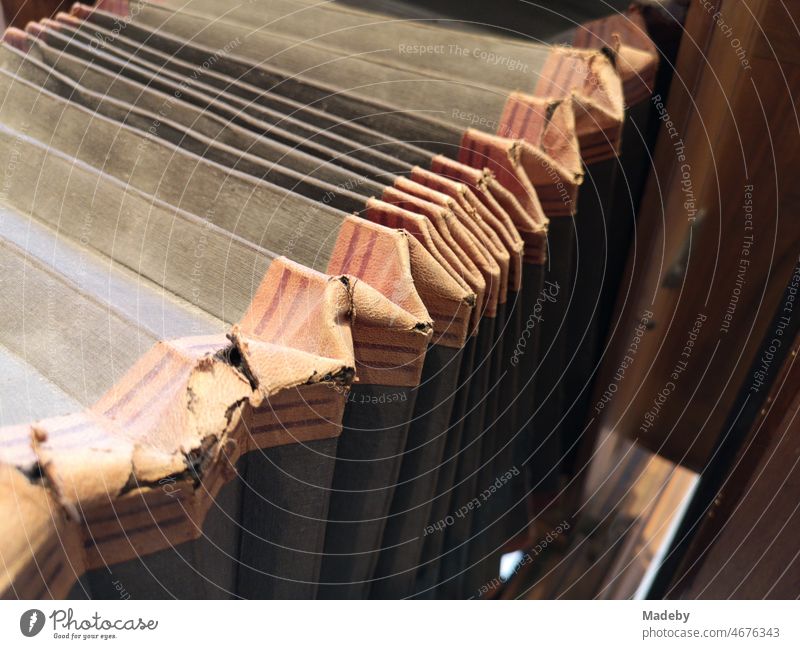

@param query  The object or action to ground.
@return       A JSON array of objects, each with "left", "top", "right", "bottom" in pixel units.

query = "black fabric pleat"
[
  {"left": 413, "top": 334, "right": 477, "bottom": 597},
  {"left": 462, "top": 289, "right": 523, "bottom": 595},
  {"left": 527, "top": 218, "right": 575, "bottom": 502},
  {"left": 505, "top": 264, "right": 547, "bottom": 541},
  {"left": 237, "top": 438, "right": 339, "bottom": 599},
  {"left": 370, "top": 344, "right": 463, "bottom": 599},
  {"left": 600, "top": 101, "right": 655, "bottom": 341},
  {"left": 559, "top": 159, "right": 617, "bottom": 481},
  {"left": 81, "top": 467, "right": 243, "bottom": 599},
  {"left": 435, "top": 319, "right": 494, "bottom": 597},
  {"left": 318, "top": 384, "right": 416, "bottom": 599}
]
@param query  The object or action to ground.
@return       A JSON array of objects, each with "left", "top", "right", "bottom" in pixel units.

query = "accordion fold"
[{"left": 0, "top": 0, "right": 659, "bottom": 599}]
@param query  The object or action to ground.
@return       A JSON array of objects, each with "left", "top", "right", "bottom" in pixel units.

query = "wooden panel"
[
  {"left": 1, "top": 1, "right": 72, "bottom": 27},
  {"left": 667, "top": 324, "right": 800, "bottom": 598},
  {"left": 753, "top": 0, "right": 800, "bottom": 67},
  {"left": 588, "top": 0, "right": 800, "bottom": 470}
]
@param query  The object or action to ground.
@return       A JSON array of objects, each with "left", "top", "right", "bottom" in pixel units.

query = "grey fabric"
[
  {"left": 333, "top": 0, "right": 633, "bottom": 41},
  {"left": 69, "top": 12, "right": 420, "bottom": 176},
  {"left": 0, "top": 345, "right": 81, "bottom": 427},
  {"left": 93, "top": 4, "right": 470, "bottom": 155},
  {"left": 78, "top": 19, "right": 536, "bottom": 596},
  {"left": 0, "top": 199, "right": 222, "bottom": 340},
  {"left": 0, "top": 128, "right": 244, "bottom": 401},
  {"left": 79, "top": 8, "right": 438, "bottom": 166},
  {"left": 125, "top": 2, "right": 512, "bottom": 137},
  {"left": 0, "top": 117, "right": 270, "bottom": 326},
  {"left": 0, "top": 234, "right": 153, "bottom": 409},
  {"left": 0, "top": 49, "right": 345, "bottom": 272},
  {"left": 17, "top": 27, "right": 382, "bottom": 214},
  {"left": 37, "top": 18, "right": 408, "bottom": 184},
  {"left": 0, "top": 203, "right": 219, "bottom": 423}
]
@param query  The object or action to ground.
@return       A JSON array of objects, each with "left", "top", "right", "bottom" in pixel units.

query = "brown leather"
[
  {"left": 0, "top": 461, "right": 83, "bottom": 599},
  {"left": 497, "top": 94, "right": 584, "bottom": 191},
  {"left": 429, "top": 157, "right": 526, "bottom": 292},
  {"left": 326, "top": 217, "right": 434, "bottom": 383},
  {"left": 486, "top": 176, "right": 548, "bottom": 266},
  {"left": 410, "top": 167, "right": 510, "bottom": 307},
  {"left": 0, "top": 254, "right": 423, "bottom": 596},
  {"left": 394, "top": 176, "right": 499, "bottom": 322},
  {"left": 1, "top": 26, "right": 30, "bottom": 51},
  {"left": 534, "top": 47, "right": 626, "bottom": 164},
  {"left": 572, "top": 5, "right": 659, "bottom": 108},
  {"left": 380, "top": 187, "right": 483, "bottom": 313},
  {"left": 431, "top": 158, "right": 548, "bottom": 267},
  {"left": 459, "top": 128, "right": 555, "bottom": 221},
  {"left": 362, "top": 199, "right": 475, "bottom": 348}
]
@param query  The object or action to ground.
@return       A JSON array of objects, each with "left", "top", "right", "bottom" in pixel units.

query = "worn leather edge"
[
  {"left": 431, "top": 156, "right": 548, "bottom": 268},
  {"left": 379, "top": 186, "right": 483, "bottom": 316},
  {"left": 428, "top": 157, "right": 525, "bottom": 293},
  {"left": 1, "top": 27, "right": 30, "bottom": 51},
  {"left": 485, "top": 175, "right": 548, "bottom": 267},
  {"left": 409, "top": 166, "right": 508, "bottom": 311},
  {"left": 534, "top": 46, "right": 626, "bottom": 164},
  {"left": 0, "top": 237, "right": 431, "bottom": 596},
  {"left": 497, "top": 94, "right": 584, "bottom": 190},
  {"left": 362, "top": 198, "right": 475, "bottom": 349},
  {"left": 326, "top": 216, "right": 433, "bottom": 384},
  {"left": 0, "top": 257, "right": 358, "bottom": 598},
  {"left": 572, "top": 5, "right": 659, "bottom": 109},
  {"left": 0, "top": 461, "right": 82, "bottom": 599},
  {"left": 459, "top": 127, "right": 575, "bottom": 222},
  {"left": 394, "top": 176, "right": 500, "bottom": 322},
  {"left": 383, "top": 182, "right": 487, "bottom": 336}
]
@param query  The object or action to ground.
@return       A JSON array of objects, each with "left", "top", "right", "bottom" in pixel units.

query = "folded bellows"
[{"left": 0, "top": 0, "right": 657, "bottom": 599}]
